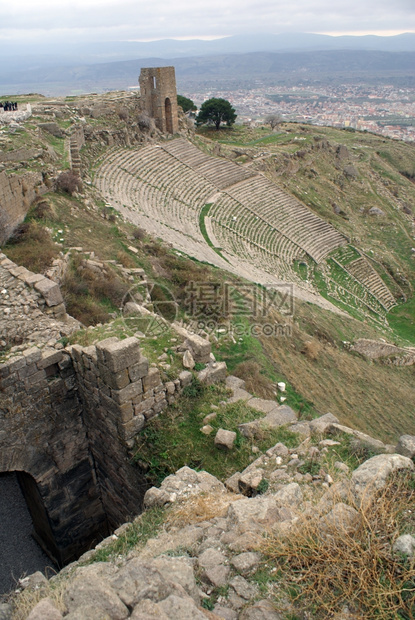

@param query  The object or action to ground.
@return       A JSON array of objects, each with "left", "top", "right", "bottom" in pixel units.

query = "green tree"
[
  {"left": 196, "top": 98, "right": 237, "bottom": 130},
  {"left": 177, "top": 95, "right": 197, "bottom": 113}
]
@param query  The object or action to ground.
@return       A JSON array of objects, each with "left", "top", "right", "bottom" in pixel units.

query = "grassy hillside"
[
  {"left": 2, "top": 101, "right": 414, "bottom": 447},
  {"left": 197, "top": 124, "right": 415, "bottom": 343}
]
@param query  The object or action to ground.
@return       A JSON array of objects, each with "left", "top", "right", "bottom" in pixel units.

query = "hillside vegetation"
[{"left": 1, "top": 94, "right": 414, "bottom": 445}]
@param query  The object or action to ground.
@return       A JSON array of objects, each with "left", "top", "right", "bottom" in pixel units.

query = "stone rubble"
[
  {"left": 15, "top": 422, "right": 414, "bottom": 620},
  {"left": 13, "top": 375, "right": 414, "bottom": 620},
  {"left": 0, "top": 253, "right": 79, "bottom": 352}
]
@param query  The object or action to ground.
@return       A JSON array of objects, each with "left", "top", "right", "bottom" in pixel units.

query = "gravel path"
[{"left": 0, "top": 473, "right": 55, "bottom": 598}]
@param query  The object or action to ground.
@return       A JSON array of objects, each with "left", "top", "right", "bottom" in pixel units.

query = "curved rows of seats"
[
  {"left": 208, "top": 193, "right": 305, "bottom": 264},
  {"left": 160, "top": 140, "right": 346, "bottom": 263},
  {"left": 95, "top": 148, "right": 210, "bottom": 243},
  {"left": 345, "top": 258, "right": 396, "bottom": 310},
  {"left": 226, "top": 176, "right": 346, "bottom": 263},
  {"left": 161, "top": 139, "right": 256, "bottom": 189},
  {"left": 94, "top": 141, "right": 395, "bottom": 308},
  {"left": 327, "top": 266, "right": 388, "bottom": 316},
  {"left": 327, "top": 278, "right": 386, "bottom": 316},
  {"left": 209, "top": 217, "right": 305, "bottom": 283}
]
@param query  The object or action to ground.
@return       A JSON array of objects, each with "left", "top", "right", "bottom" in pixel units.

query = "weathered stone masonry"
[
  {"left": 0, "top": 170, "right": 49, "bottom": 245},
  {"left": 0, "top": 334, "right": 192, "bottom": 565},
  {"left": 69, "top": 336, "right": 189, "bottom": 528},
  {"left": 0, "top": 347, "right": 108, "bottom": 566},
  {"left": 139, "top": 66, "right": 179, "bottom": 134}
]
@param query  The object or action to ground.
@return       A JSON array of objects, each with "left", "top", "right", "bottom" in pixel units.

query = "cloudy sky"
[{"left": 1, "top": 0, "right": 414, "bottom": 44}]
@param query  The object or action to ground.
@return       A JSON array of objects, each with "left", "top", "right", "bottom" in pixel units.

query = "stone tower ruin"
[{"left": 139, "top": 66, "right": 179, "bottom": 134}]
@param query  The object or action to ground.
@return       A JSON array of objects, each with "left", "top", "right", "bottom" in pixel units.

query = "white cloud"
[{"left": 1, "top": 0, "right": 414, "bottom": 42}]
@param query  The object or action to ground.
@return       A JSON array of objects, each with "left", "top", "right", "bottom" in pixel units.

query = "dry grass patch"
[
  {"left": 4, "top": 221, "right": 59, "bottom": 273},
  {"left": 8, "top": 576, "right": 68, "bottom": 620},
  {"left": 232, "top": 360, "right": 275, "bottom": 399},
  {"left": 301, "top": 339, "right": 322, "bottom": 361},
  {"left": 260, "top": 472, "right": 415, "bottom": 619},
  {"left": 165, "top": 491, "right": 243, "bottom": 529}
]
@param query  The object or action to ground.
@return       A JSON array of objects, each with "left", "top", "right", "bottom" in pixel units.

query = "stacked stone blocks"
[
  {"left": 0, "top": 170, "right": 48, "bottom": 244},
  {"left": 71, "top": 336, "right": 187, "bottom": 444},
  {"left": 0, "top": 252, "right": 66, "bottom": 320},
  {"left": 0, "top": 347, "right": 107, "bottom": 565}
]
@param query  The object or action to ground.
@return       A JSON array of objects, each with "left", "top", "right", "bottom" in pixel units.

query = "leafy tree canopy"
[
  {"left": 196, "top": 98, "right": 237, "bottom": 130},
  {"left": 177, "top": 95, "right": 197, "bottom": 113}
]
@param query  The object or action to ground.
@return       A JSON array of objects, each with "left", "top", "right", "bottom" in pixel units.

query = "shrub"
[
  {"left": 137, "top": 114, "right": 153, "bottom": 131},
  {"left": 132, "top": 227, "right": 146, "bottom": 241},
  {"left": 56, "top": 171, "right": 83, "bottom": 195},
  {"left": 233, "top": 360, "right": 275, "bottom": 398},
  {"left": 31, "top": 199, "right": 56, "bottom": 221},
  {"left": 117, "top": 106, "right": 129, "bottom": 121},
  {"left": 5, "top": 221, "right": 58, "bottom": 273},
  {"left": 301, "top": 339, "right": 321, "bottom": 361},
  {"left": 61, "top": 257, "right": 129, "bottom": 325},
  {"left": 261, "top": 471, "right": 415, "bottom": 619}
]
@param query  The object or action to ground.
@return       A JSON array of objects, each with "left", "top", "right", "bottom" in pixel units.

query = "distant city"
[{"left": 185, "top": 83, "right": 415, "bottom": 141}]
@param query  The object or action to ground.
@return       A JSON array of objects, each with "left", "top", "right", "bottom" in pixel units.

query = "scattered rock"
[
  {"left": 184, "top": 333, "right": 211, "bottom": 364},
  {"left": 393, "top": 534, "right": 415, "bottom": 558},
  {"left": 352, "top": 454, "right": 414, "bottom": 499},
  {"left": 395, "top": 435, "right": 415, "bottom": 459},
  {"left": 198, "top": 361, "right": 227, "bottom": 385},
  {"left": 369, "top": 207, "right": 385, "bottom": 216},
  {"left": 183, "top": 349, "right": 195, "bottom": 369},
  {"left": 230, "top": 552, "right": 262, "bottom": 574},
  {"left": 215, "top": 429, "right": 237, "bottom": 450},
  {"left": 239, "top": 600, "right": 283, "bottom": 620},
  {"left": 26, "top": 599, "right": 62, "bottom": 620},
  {"left": 319, "top": 503, "right": 361, "bottom": 536},
  {"left": 158, "top": 594, "right": 208, "bottom": 620},
  {"left": 309, "top": 412, "right": 339, "bottom": 434},
  {"left": 343, "top": 164, "right": 358, "bottom": 179}
]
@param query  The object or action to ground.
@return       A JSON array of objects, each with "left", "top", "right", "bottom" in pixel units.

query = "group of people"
[{"left": 0, "top": 101, "right": 18, "bottom": 112}]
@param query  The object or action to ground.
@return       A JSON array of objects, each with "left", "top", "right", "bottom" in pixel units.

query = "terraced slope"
[{"left": 93, "top": 138, "right": 396, "bottom": 315}]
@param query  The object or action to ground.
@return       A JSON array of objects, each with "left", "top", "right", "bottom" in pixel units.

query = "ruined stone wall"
[
  {"left": 69, "top": 125, "right": 85, "bottom": 177},
  {"left": 0, "top": 348, "right": 108, "bottom": 566},
  {"left": 69, "top": 336, "right": 190, "bottom": 527},
  {"left": 0, "top": 329, "right": 193, "bottom": 565},
  {"left": 0, "top": 170, "right": 48, "bottom": 244},
  {"left": 139, "top": 67, "right": 179, "bottom": 134},
  {"left": 1, "top": 235, "right": 216, "bottom": 566},
  {"left": 0, "top": 148, "right": 42, "bottom": 163}
]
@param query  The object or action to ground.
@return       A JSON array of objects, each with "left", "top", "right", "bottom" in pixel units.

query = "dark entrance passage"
[
  {"left": 165, "top": 97, "right": 173, "bottom": 133},
  {"left": 0, "top": 472, "right": 55, "bottom": 597}
]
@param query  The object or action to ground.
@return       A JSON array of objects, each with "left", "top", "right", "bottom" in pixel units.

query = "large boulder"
[
  {"left": 352, "top": 454, "right": 414, "bottom": 500},
  {"left": 144, "top": 466, "right": 225, "bottom": 508},
  {"left": 215, "top": 428, "right": 236, "bottom": 450},
  {"left": 395, "top": 435, "right": 415, "bottom": 459},
  {"left": 198, "top": 361, "right": 227, "bottom": 385},
  {"left": 184, "top": 333, "right": 211, "bottom": 363}
]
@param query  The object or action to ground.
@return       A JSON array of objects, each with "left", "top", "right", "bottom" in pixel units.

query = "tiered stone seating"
[
  {"left": 345, "top": 258, "right": 396, "bottom": 310},
  {"left": 331, "top": 245, "right": 361, "bottom": 265},
  {"left": 94, "top": 140, "right": 397, "bottom": 310},
  {"left": 226, "top": 176, "right": 346, "bottom": 263},
  {"left": 162, "top": 139, "right": 256, "bottom": 189}
]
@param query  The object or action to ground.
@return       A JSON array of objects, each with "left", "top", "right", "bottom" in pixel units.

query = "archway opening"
[
  {"left": 165, "top": 97, "right": 173, "bottom": 134},
  {"left": 0, "top": 472, "right": 56, "bottom": 596}
]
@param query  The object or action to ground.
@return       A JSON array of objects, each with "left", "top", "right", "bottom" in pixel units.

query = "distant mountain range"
[{"left": 1, "top": 34, "right": 415, "bottom": 96}]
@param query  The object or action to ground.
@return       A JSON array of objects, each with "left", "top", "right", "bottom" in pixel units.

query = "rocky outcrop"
[
  {"left": 0, "top": 170, "right": 49, "bottom": 244},
  {"left": 13, "top": 421, "right": 415, "bottom": 619},
  {"left": 0, "top": 253, "right": 78, "bottom": 352}
]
